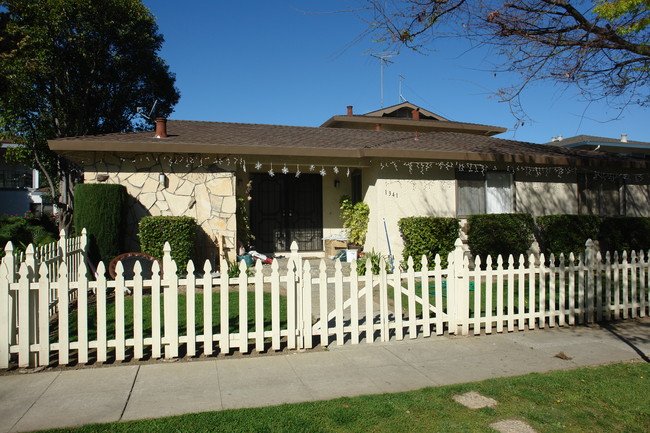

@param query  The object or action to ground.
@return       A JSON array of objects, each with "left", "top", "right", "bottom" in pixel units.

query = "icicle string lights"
[{"left": 81, "top": 153, "right": 646, "bottom": 183}]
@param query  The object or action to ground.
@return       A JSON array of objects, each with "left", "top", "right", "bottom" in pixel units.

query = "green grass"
[
  {"left": 39, "top": 361, "right": 650, "bottom": 432},
  {"left": 62, "top": 291, "right": 288, "bottom": 343}
]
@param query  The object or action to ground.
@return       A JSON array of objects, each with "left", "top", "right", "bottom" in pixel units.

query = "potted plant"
[{"left": 339, "top": 195, "right": 369, "bottom": 257}]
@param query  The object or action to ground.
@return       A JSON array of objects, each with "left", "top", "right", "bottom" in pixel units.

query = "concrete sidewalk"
[{"left": 1, "top": 318, "right": 648, "bottom": 432}]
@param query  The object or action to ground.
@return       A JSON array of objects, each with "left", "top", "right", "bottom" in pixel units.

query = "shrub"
[
  {"left": 599, "top": 217, "right": 650, "bottom": 254},
  {"left": 356, "top": 249, "right": 392, "bottom": 275},
  {"left": 74, "top": 183, "right": 127, "bottom": 265},
  {"left": 0, "top": 213, "right": 58, "bottom": 255},
  {"left": 467, "top": 214, "right": 535, "bottom": 261},
  {"left": 138, "top": 216, "right": 196, "bottom": 270},
  {"left": 536, "top": 214, "right": 601, "bottom": 257},
  {"left": 339, "top": 195, "right": 370, "bottom": 246},
  {"left": 398, "top": 217, "right": 459, "bottom": 271}
]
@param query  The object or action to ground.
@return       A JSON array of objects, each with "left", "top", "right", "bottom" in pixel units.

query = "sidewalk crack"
[
  {"left": 119, "top": 365, "right": 140, "bottom": 421},
  {"left": 9, "top": 370, "right": 61, "bottom": 433}
]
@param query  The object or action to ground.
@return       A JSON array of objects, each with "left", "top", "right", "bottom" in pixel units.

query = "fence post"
[
  {"left": 25, "top": 244, "right": 38, "bottom": 367},
  {"left": 585, "top": 239, "right": 595, "bottom": 323},
  {"left": 58, "top": 229, "right": 67, "bottom": 266},
  {"left": 0, "top": 261, "right": 9, "bottom": 368},
  {"left": 163, "top": 243, "right": 179, "bottom": 359},
  {"left": 289, "top": 241, "right": 304, "bottom": 350},
  {"left": 3, "top": 242, "right": 17, "bottom": 347},
  {"left": 447, "top": 238, "right": 469, "bottom": 335}
]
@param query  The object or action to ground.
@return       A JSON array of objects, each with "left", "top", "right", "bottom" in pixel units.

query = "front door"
[{"left": 250, "top": 173, "right": 323, "bottom": 253}]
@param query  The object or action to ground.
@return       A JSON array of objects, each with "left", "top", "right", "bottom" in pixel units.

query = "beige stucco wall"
[
  {"left": 82, "top": 152, "right": 236, "bottom": 262},
  {"left": 363, "top": 163, "right": 456, "bottom": 259},
  {"left": 514, "top": 172, "right": 579, "bottom": 215}
]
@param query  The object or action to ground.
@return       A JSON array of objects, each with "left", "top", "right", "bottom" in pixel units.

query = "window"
[
  {"left": 0, "top": 166, "right": 32, "bottom": 189},
  {"left": 457, "top": 171, "right": 513, "bottom": 216},
  {"left": 578, "top": 175, "right": 624, "bottom": 216}
]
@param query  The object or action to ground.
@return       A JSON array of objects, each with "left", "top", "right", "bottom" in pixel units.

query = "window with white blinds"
[{"left": 457, "top": 171, "right": 513, "bottom": 216}]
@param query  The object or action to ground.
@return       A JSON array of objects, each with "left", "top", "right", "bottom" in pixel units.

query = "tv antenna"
[
  {"left": 399, "top": 75, "right": 406, "bottom": 103},
  {"left": 136, "top": 99, "right": 158, "bottom": 120},
  {"left": 371, "top": 53, "right": 394, "bottom": 108}
]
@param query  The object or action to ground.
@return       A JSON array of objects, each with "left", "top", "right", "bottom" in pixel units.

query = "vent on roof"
[{"left": 621, "top": 133, "right": 628, "bottom": 143}]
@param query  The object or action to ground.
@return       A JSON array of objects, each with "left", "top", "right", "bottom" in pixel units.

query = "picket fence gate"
[{"left": 1, "top": 238, "right": 649, "bottom": 368}]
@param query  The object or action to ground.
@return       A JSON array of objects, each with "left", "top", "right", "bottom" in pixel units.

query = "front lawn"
[{"left": 61, "top": 291, "right": 288, "bottom": 343}]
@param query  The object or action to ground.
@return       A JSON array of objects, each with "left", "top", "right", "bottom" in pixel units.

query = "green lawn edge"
[{"left": 38, "top": 361, "right": 649, "bottom": 433}]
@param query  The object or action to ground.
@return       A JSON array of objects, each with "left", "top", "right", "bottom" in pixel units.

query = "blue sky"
[{"left": 143, "top": 0, "right": 649, "bottom": 144}]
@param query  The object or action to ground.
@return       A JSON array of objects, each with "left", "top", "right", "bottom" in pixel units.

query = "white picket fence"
[
  {"left": 1, "top": 238, "right": 649, "bottom": 368},
  {"left": 1, "top": 229, "right": 88, "bottom": 366}
]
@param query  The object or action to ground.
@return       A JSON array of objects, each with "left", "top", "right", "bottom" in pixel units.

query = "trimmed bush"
[
  {"left": 0, "top": 213, "right": 58, "bottom": 255},
  {"left": 467, "top": 214, "right": 535, "bottom": 260},
  {"left": 398, "top": 217, "right": 459, "bottom": 271},
  {"left": 536, "top": 214, "right": 601, "bottom": 257},
  {"left": 138, "top": 216, "right": 196, "bottom": 269},
  {"left": 599, "top": 217, "right": 650, "bottom": 254},
  {"left": 74, "top": 184, "right": 127, "bottom": 265},
  {"left": 339, "top": 195, "right": 370, "bottom": 246}
]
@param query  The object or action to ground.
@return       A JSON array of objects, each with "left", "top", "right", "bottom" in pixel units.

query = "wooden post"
[
  {"left": 447, "top": 238, "right": 467, "bottom": 335},
  {"left": 25, "top": 245, "right": 38, "bottom": 366},
  {"left": 164, "top": 259, "right": 179, "bottom": 359},
  {"left": 289, "top": 241, "right": 303, "bottom": 349},
  {"left": 302, "top": 261, "right": 313, "bottom": 348},
  {"left": 4, "top": 242, "right": 17, "bottom": 347},
  {"left": 585, "top": 239, "right": 595, "bottom": 323},
  {"left": 0, "top": 260, "right": 10, "bottom": 368}
]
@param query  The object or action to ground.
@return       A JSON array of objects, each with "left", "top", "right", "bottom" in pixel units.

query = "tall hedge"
[
  {"left": 398, "top": 217, "right": 459, "bottom": 270},
  {"left": 74, "top": 184, "right": 127, "bottom": 265},
  {"left": 138, "top": 216, "right": 196, "bottom": 269},
  {"left": 599, "top": 217, "right": 650, "bottom": 254},
  {"left": 536, "top": 214, "right": 601, "bottom": 257},
  {"left": 467, "top": 214, "right": 535, "bottom": 260}
]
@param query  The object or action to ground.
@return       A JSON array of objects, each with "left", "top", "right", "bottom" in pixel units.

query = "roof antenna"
[
  {"left": 371, "top": 53, "right": 394, "bottom": 108},
  {"left": 398, "top": 75, "right": 406, "bottom": 103},
  {"left": 136, "top": 99, "right": 158, "bottom": 120}
]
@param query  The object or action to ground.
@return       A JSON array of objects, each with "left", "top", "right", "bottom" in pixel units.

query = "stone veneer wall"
[{"left": 82, "top": 152, "right": 236, "bottom": 262}]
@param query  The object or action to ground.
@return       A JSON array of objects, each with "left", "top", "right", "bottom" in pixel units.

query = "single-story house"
[
  {"left": 547, "top": 134, "right": 650, "bottom": 160},
  {"left": 48, "top": 102, "right": 650, "bottom": 262}
]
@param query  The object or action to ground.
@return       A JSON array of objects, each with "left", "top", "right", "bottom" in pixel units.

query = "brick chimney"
[
  {"left": 155, "top": 117, "right": 168, "bottom": 138},
  {"left": 347, "top": 105, "right": 353, "bottom": 116},
  {"left": 411, "top": 108, "right": 420, "bottom": 120}
]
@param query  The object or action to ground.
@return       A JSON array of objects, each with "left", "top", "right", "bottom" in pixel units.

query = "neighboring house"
[
  {"left": 48, "top": 104, "right": 650, "bottom": 262},
  {"left": 0, "top": 142, "right": 49, "bottom": 216},
  {"left": 546, "top": 134, "right": 650, "bottom": 216},
  {"left": 547, "top": 134, "right": 650, "bottom": 160}
]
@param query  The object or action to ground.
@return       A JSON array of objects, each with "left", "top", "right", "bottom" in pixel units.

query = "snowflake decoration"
[
  {"left": 281, "top": 164, "right": 289, "bottom": 174},
  {"left": 320, "top": 167, "right": 326, "bottom": 176},
  {"left": 268, "top": 168, "right": 275, "bottom": 177},
  {"left": 333, "top": 166, "right": 339, "bottom": 174},
  {"left": 255, "top": 161, "right": 262, "bottom": 170},
  {"left": 347, "top": 168, "right": 350, "bottom": 177},
  {"left": 295, "top": 165, "right": 301, "bottom": 178},
  {"left": 309, "top": 164, "right": 315, "bottom": 171}
]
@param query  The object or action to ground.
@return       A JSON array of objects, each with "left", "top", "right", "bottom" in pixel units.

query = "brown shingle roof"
[{"left": 49, "top": 119, "right": 647, "bottom": 168}]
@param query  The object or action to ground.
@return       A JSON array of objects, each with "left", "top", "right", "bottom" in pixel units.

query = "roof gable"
[{"left": 362, "top": 101, "right": 447, "bottom": 121}]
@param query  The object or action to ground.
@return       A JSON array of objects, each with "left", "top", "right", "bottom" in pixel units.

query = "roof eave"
[{"left": 320, "top": 116, "right": 507, "bottom": 136}]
